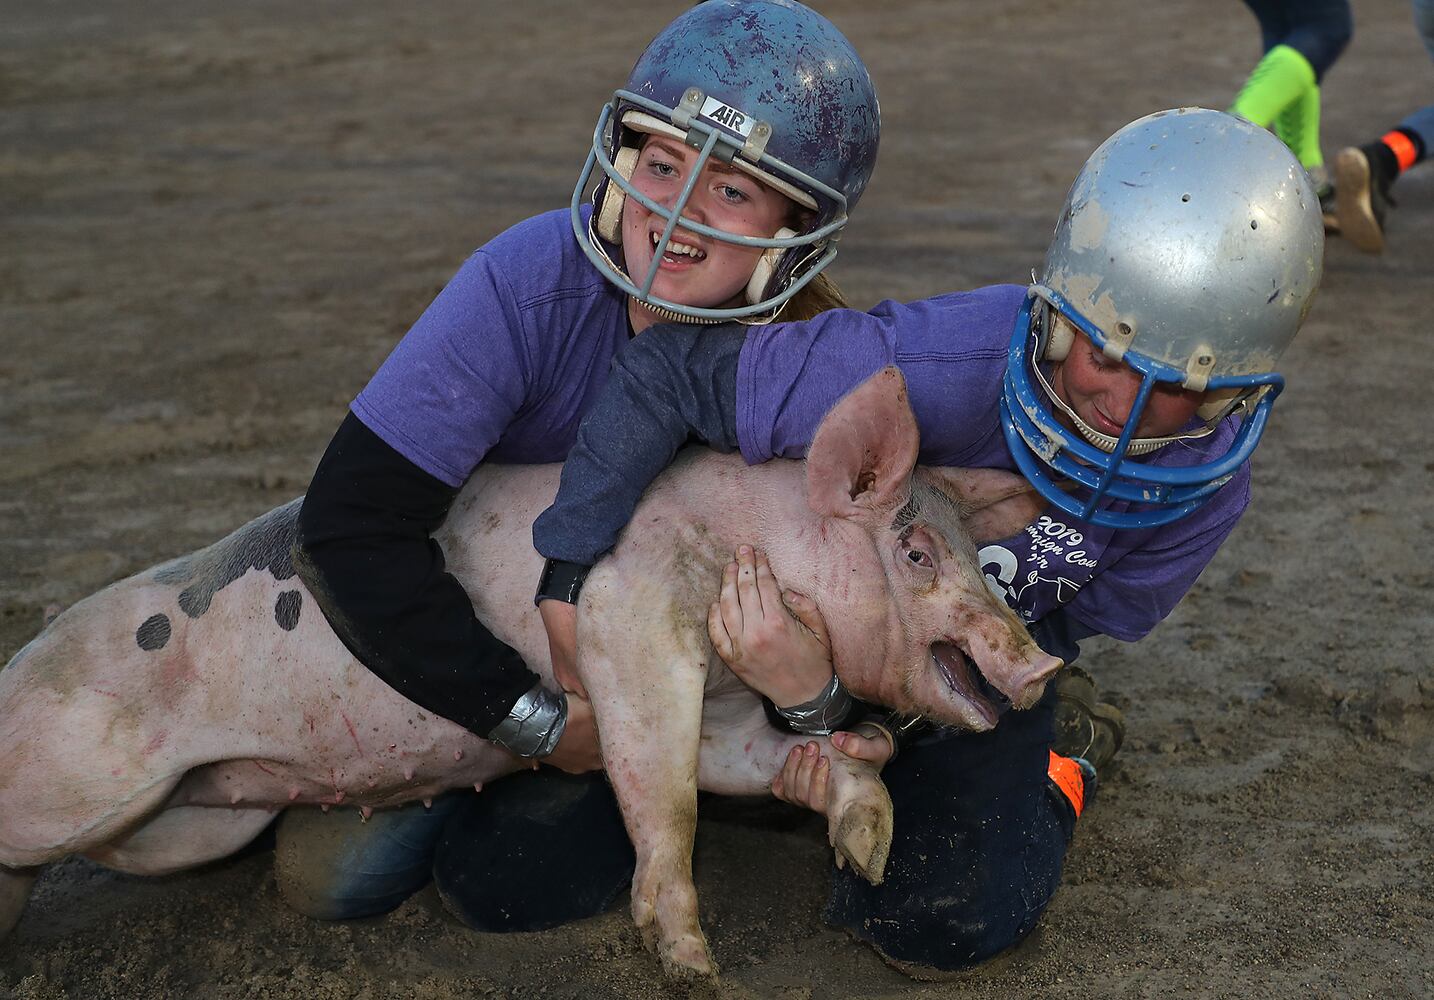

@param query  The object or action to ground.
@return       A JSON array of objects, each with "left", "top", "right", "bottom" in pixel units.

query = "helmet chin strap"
[
  {"left": 634, "top": 299, "right": 728, "bottom": 326},
  {"left": 634, "top": 294, "right": 793, "bottom": 327},
  {"left": 1029, "top": 339, "right": 1221, "bottom": 456}
]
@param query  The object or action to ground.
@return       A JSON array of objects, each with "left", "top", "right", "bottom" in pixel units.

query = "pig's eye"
[
  {"left": 903, "top": 545, "right": 934, "bottom": 569},
  {"left": 898, "top": 527, "right": 938, "bottom": 575}
]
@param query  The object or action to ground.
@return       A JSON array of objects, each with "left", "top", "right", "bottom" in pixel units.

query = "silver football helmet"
[{"left": 1002, "top": 108, "right": 1325, "bottom": 528}]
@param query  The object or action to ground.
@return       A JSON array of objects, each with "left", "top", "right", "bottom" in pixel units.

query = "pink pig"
[{"left": 0, "top": 368, "right": 1061, "bottom": 978}]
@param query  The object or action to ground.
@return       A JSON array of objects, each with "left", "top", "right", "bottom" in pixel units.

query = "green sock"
[
  {"left": 1273, "top": 85, "right": 1325, "bottom": 168},
  {"left": 1229, "top": 44, "right": 1316, "bottom": 128},
  {"left": 1274, "top": 83, "right": 1324, "bottom": 169}
]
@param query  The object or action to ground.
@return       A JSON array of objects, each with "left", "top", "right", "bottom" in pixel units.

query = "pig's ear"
[
  {"left": 805, "top": 367, "right": 920, "bottom": 522},
  {"left": 922, "top": 468, "right": 1046, "bottom": 544}
]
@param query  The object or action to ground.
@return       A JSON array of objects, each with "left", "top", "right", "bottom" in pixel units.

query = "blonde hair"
[
  {"left": 772, "top": 201, "right": 849, "bottom": 322},
  {"left": 776, "top": 269, "right": 849, "bottom": 323}
]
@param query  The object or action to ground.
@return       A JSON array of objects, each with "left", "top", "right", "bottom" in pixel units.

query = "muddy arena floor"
[{"left": 2, "top": 1, "right": 1433, "bottom": 997}]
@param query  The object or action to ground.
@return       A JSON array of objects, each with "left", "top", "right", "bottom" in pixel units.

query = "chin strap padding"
[
  {"left": 1043, "top": 321, "right": 1074, "bottom": 362},
  {"left": 745, "top": 227, "right": 797, "bottom": 305},
  {"left": 594, "top": 146, "right": 640, "bottom": 244},
  {"left": 1195, "top": 385, "right": 1261, "bottom": 421}
]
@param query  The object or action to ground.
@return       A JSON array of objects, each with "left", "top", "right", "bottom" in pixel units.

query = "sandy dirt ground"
[{"left": 2, "top": 0, "right": 1433, "bottom": 997}]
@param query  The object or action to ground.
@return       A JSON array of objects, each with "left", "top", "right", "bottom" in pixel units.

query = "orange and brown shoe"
[{"left": 1334, "top": 144, "right": 1393, "bottom": 254}]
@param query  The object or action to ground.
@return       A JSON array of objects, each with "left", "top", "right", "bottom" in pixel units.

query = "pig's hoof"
[
  {"left": 659, "top": 932, "right": 718, "bottom": 981},
  {"left": 832, "top": 800, "right": 892, "bottom": 886},
  {"left": 631, "top": 897, "right": 659, "bottom": 954}
]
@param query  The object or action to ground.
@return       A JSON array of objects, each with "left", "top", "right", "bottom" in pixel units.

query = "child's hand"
[
  {"left": 706, "top": 545, "right": 834, "bottom": 708},
  {"left": 770, "top": 727, "right": 895, "bottom": 816},
  {"left": 543, "top": 690, "right": 602, "bottom": 774},
  {"left": 538, "top": 598, "right": 586, "bottom": 699}
]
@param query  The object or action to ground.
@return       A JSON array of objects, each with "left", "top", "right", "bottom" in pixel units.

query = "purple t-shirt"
[
  {"left": 736, "top": 284, "right": 1250, "bottom": 642},
  {"left": 353, "top": 208, "right": 627, "bottom": 486}
]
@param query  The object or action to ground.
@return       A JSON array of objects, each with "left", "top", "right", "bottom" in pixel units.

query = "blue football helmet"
[
  {"left": 572, "top": 0, "right": 880, "bottom": 321},
  {"left": 1001, "top": 108, "right": 1324, "bottom": 529}
]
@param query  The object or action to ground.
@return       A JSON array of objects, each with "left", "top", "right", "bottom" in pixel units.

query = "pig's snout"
[
  {"left": 936, "top": 637, "right": 1064, "bottom": 724},
  {"left": 1009, "top": 650, "right": 1065, "bottom": 710}
]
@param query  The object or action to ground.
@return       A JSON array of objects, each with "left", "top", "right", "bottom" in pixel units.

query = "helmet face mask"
[
  {"left": 571, "top": 0, "right": 880, "bottom": 321},
  {"left": 1000, "top": 109, "right": 1324, "bottom": 530}
]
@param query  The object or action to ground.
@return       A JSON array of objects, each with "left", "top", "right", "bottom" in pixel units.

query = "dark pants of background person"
[{"left": 1243, "top": 0, "right": 1353, "bottom": 79}]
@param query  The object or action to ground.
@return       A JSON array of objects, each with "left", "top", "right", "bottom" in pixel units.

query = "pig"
[{"left": 0, "top": 368, "right": 1061, "bottom": 979}]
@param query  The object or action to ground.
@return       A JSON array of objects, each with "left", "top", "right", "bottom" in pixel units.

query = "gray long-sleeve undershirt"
[{"left": 531, "top": 322, "right": 746, "bottom": 566}]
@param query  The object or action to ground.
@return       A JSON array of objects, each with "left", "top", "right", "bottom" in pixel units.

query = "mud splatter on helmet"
[{"left": 1001, "top": 108, "right": 1324, "bottom": 528}]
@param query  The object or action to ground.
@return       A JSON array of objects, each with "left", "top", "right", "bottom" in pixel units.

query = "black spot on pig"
[
  {"left": 275, "top": 590, "right": 302, "bottom": 631},
  {"left": 136, "top": 614, "right": 172, "bottom": 651},
  {"left": 153, "top": 498, "right": 302, "bottom": 619}
]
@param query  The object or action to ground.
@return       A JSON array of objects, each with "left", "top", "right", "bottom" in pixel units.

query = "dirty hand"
[
  {"left": 542, "top": 689, "right": 602, "bottom": 774},
  {"left": 707, "top": 545, "right": 834, "bottom": 707},
  {"left": 771, "top": 727, "right": 895, "bottom": 816},
  {"left": 538, "top": 597, "right": 586, "bottom": 699}
]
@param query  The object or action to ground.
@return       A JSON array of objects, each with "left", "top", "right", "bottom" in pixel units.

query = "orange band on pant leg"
[
  {"left": 1048, "top": 751, "right": 1086, "bottom": 819},
  {"left": 1382, "top": 130, "right": 1419, "bottom": 172}
]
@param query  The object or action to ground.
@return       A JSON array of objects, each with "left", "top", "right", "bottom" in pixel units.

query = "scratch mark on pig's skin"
[
  {"left": 93, "top": 687, "right": 121, "bottom": 699},
  {"left": 253, "top": 761, "right": 277, "bottom": 776},
  {"left": 142, "top": 730, "right": 168, "bottom": 756},
  {"left": 341, "top": 712, "right": 364, "bottom": 755},
  {"left": 135, "top": 613, "right": 172, "bottom": 651},
  {"left": 274, "top": 590, "right": 302, "bottom": 631},
  {"left": 152, "top": 498, "right": 301, "bottom": 619},
  {"left": 481, "top": 511, "right": 503, "bottom": 534}
]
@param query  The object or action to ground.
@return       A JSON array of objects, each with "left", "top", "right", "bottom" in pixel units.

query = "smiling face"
[
  {"left": 1046, "top": 323, "right": 1206, "bottom": 440},
  {"left": 620, "top": 135, "right": 796, "bottom": 333}
]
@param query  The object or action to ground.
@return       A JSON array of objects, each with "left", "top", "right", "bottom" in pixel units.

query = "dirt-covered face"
[{"left": 621, "top": 135, "right": 795, "bottom": 333}]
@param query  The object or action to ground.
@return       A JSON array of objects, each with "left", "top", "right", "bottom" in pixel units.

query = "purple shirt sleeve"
[
  {"left": 737, "top": 285, "right": 1025, "bottom": 465},
  {"left": 352, "top": 250, "right": 530, "bottom": 487}
]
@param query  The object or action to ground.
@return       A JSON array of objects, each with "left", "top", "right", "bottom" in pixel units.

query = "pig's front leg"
[
  {"left": 696, "top": 698, "right": 893, "bottom": 886},
  {"left": 580, "top": 590, "right": 717, "bottom": 979}
]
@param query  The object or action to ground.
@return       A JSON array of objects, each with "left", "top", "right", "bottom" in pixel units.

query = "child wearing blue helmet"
[
  {"left": 278, "top": 0, "right": 881, "bottom": 927},
  {"left": 531, "top": 108, "right": 1324, "bottom": 972}
]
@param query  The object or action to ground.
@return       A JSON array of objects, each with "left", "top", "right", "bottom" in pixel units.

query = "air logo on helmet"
[{"left": 700, "top": 96, "right": 754, "bottom": 138}]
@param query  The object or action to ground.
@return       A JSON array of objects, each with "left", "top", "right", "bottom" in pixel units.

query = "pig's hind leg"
[
  {"left": 697, "top": 713, "right": 893, "bottom": 886},
  {"left": 0, "top": 767, "right": 185, "bottom": 944},
  {"left": 0, "top": 622, "right": 212, "bottom": 879},
  {"left": 85, "top": 804, "right": 276, "bottom": 875}
]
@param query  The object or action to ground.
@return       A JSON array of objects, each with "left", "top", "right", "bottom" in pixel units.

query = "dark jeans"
[
  {"left": 1243, "top": 0, "right": 1353, "bottom": 79},
  {"left": 276, "top": 768, "right": 633, "bottom": 931},
  {"left": 827, "top": 686, "right": 1072, "bottom": 969},
  {"left": 278, "top": 688, "right": 1072, "bottom": 973}
]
